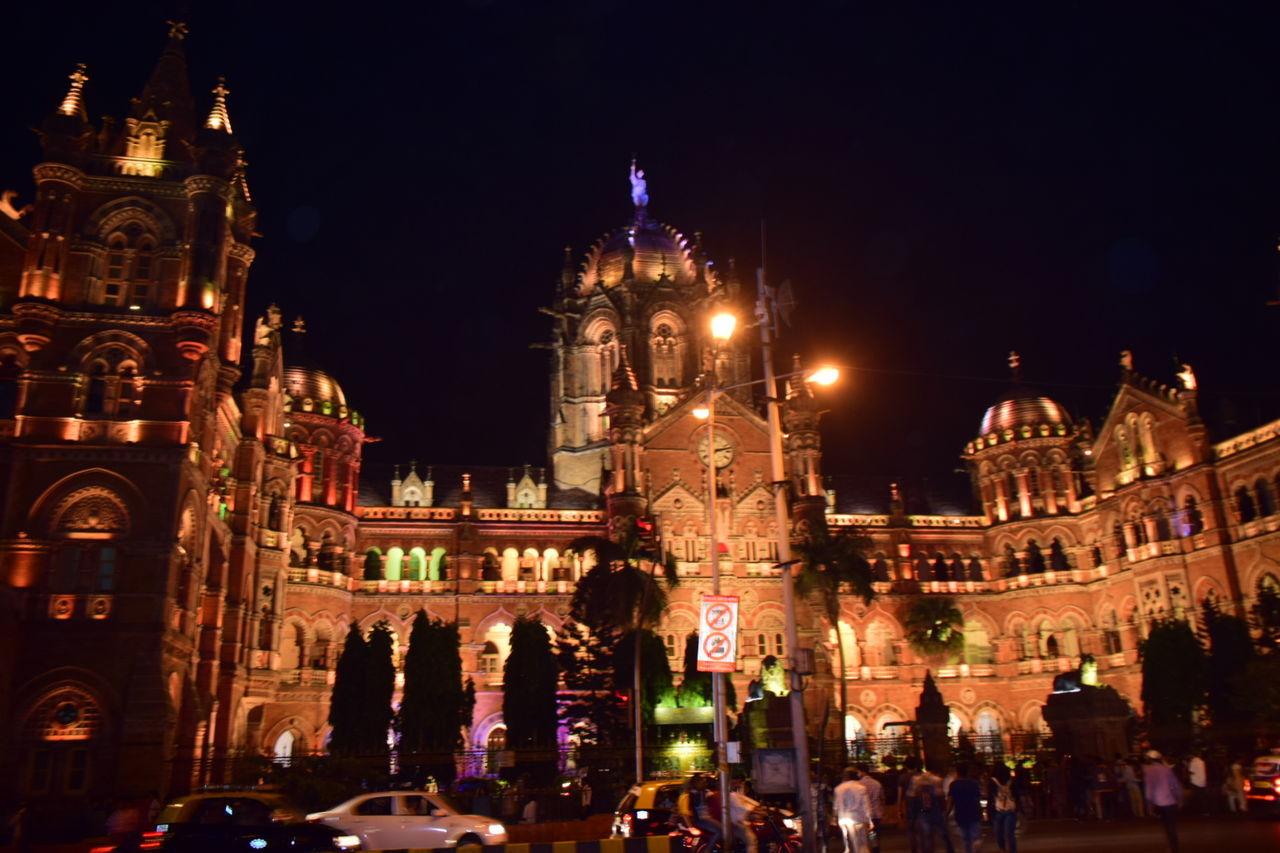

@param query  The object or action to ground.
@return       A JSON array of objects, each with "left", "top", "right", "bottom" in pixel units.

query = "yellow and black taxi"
[
  {"left": 612, "top": 778, "right": 687, "bottom": 838},
  {"left": 1245, "top": 751, "right": 1280, "bottom": 813},
  {"left": 92, "top": 791, "right": 362, "bottom": 853}
]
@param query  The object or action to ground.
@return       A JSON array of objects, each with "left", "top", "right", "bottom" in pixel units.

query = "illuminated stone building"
[{"left": 5, "top": 28, "right": 1280, "bottom": 816}]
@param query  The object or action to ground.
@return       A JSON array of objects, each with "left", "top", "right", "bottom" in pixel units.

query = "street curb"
[{"left": 367, "top": 838, "right": 680, "bottom": 853}]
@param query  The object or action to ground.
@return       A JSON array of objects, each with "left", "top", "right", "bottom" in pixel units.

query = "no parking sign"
[{"left": 696, "top": 594, "right": 739, "bottom": 673}]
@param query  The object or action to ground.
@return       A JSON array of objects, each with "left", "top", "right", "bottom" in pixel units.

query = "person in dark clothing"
[{"left": 949, "top": 764, "right": 984, "bottom": 853}]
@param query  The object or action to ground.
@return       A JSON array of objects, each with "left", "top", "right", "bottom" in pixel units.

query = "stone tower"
[{"left": 0, "top": 23, "right": 289, "bottom": 804}]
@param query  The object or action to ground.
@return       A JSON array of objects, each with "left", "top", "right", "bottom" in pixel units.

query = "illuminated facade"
[{"left": 3, "top": 28, "right": 1280, "bottom": 814}]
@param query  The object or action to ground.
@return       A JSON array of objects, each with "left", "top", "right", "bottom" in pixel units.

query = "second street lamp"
[{"left": 697, "top": 306, "right": 838, "bottom": 853}]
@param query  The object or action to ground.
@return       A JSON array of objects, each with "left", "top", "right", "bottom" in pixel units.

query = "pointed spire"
[
  {"left": 204, "top": 78, "right": 233, "bottom": 133},
  {"left": 133, "top": 21, "right": 195, "bottom": 139},
  {"left": 1008, "top": 350, "right": 1023, "bottom": 384},
  {"left": 610, "top": 344, "right": 640, "bottom": 393},
  {"left": 58, "top": 64, "right": 89, "bottom": 118},
  {"left": 559, "top": 246, "right": 576, "bottom": 291}
]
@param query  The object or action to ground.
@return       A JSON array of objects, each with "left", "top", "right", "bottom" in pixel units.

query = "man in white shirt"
[
  {"left": 853, "top": 766, "right": 884, "bottom": 853},
  {"left": 1185, "top": 753, "right": 1206, "bottom": 815},
  {"left": 834, "top": 766, "right": 872, "bottom": 853},
  {"left": 729, "top": 778, "right": 761, "bottom": 853}
]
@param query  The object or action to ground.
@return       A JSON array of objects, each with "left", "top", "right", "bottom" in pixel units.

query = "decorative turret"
[
  {"left": 963, "top": 352, "right": 1082, "bottom": 523},
  {"left": 604, "top": 346, "right": 646, "bottom": 520},
  {"left": 548, "top": 163, "right": 744, "bottom": 498},
  {"left": 783, "top": 356, "right": 825, "bottom": 516}
]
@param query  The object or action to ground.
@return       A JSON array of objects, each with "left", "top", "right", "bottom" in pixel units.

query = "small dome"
[
  {"left": 580, "top": 217, "right": 699, "bottom": 290},
  {"left": 979, "top": 388, "right": 1071, "bottom": 436},
  {"left": 284, "top": 365, "right": 347, "bottom": 408}
]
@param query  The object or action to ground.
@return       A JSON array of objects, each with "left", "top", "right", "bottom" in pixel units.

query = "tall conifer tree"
[
  {"left": 504, "top": 615, "right": 559, "bottom": 780},
  {"left": 398, "top": 610, "right": 473, "bottom": 786},
  {"left": 364, "top": 621, "right": 397, "bottom": 759},
  {"left": 329, "top": 626, "right": 369, "bottom": 756}
]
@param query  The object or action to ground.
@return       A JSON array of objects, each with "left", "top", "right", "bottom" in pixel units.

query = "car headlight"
[
  {"left": 782, "top": 817, "right": 797, "bottom": 830},
  {"left": 488, "top": 825, "right": 505, "bottom": 836},
  {"left": 334, "top": 834, "right": 362, "bottom": 851}
]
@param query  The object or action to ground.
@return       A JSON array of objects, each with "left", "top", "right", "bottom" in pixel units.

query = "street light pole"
[
  {"left": 756, "top": 269, "right": 818, "bottom": 853},
  {"left": 705, "top": 322, "right": 734, "bottom": 853}
]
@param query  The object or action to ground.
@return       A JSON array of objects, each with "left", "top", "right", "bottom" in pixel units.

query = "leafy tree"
[
  {"left": 1200, "top": 600, "right": 1255, "bottom": 740},
  {"left": 1233, "top": 654, "right": 1280, "bottom": 737},
  {"left": 903, "top": 596, "right": 964, "bottom": 661},
  {"left": 1252, "top": 582, "right": 1280, "bottom": 650},
  {"left": 557, "top": 619, "right": 629, "bottom": 747},
  {"left": 364, "top": 622, "right": 397, "bottom": 760},
  {"left": 1140, "top": 617, "right": 1207, "bottom": 752},
  {"left": 614, "top": 628, "right": 677, "bottom": 725},
  {"left": 398, "top": 610, "right": 473, "bottom": 787},
  {"left": 328, "top": 626, "right": 369, "bottom": 756},
  {"left": 504, "top": 615, "right": 560, "bottom": 780},
  {"left": 569, "top": 518, "right": 679, "bottom": 775},
  {"left": 795, "top": 518, "right": 874, "bottom": 728}
]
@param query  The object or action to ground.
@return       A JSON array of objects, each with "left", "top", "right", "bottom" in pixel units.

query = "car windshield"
[{"left": 424, "top": 792, "right": 460, "bottom": 815}]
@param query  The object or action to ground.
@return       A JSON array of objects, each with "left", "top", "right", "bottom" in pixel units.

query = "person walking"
[
  {"left": 1143, "top": 750, "right": 1183, "bottom": 853},
  {"left": 1184, "top": 752, "right": 1207, "bottom": 815},
  {"left": 854, "top": 765, "right": 884, "bottom": 853},
  {"left": 729, "top": 778, "right": 761, "bottom": 853},
  {"left": 834, "top": 766, "right": 872, "bottom": 853},
  {"left": 899, "top": 757, "right": 923, "bottom": 853},
  {"left": 1116, "top": 756, "right": 1142, "bottom": 818},
  {"left": 1223, "top": 758, "right": 1246, "bottom": 814},
  {"left": 909, "top": 763, "right": 954, "bottom": 853},
  {"left": 948, "top": 763, "right": 984, "bottom": 853},
  {"left": 988, "top": 765, "right": 1019, "bottom": 853}
]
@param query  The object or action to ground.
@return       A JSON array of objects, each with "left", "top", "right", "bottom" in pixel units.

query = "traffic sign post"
[{"left": 697, "top": 594, "right": 739, "bottom": 673}]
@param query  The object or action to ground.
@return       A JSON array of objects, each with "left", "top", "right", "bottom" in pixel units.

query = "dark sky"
[{"left": 5, "top": 2, "right": 1280, "bottom": 501}]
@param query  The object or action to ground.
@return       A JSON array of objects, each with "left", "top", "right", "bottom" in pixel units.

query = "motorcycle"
[{"left": 669, "top": 805, "right": 801, "bottom": 853}]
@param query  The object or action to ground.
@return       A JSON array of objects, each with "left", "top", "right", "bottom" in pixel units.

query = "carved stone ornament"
[{"left": 52, "top": 486, "right": 129, "bottom": 535}]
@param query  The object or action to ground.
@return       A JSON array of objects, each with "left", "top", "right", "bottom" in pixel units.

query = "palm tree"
[
  {"left": 903, "top": 595, "right": 964, "bottom": 662},
  {"left": 569, "top": 517, "right": 678, "bottom": 779},
  {"left": 794, "top": 518, "right": 875, "bottom": 731}
]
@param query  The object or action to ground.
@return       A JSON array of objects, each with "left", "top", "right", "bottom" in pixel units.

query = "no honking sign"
[{"left": 697, "top": 594, "right": 739, "bottom": 673}]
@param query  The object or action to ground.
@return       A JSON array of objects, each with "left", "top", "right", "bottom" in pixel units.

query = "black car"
[{"left": 92, "top": 792, "right": 362, "bottom": 853}]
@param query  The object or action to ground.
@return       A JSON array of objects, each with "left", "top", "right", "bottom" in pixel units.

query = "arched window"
[
  {"left": 0, "top": 353, "right": 21, "bottom": 418},
  {"left": 81, "top": 347, "right": 141, "bottom": 419},
  {"left": 650, "top": 322, "right": 682, "bottom": 387},
  {"left": 872, "top": 556, "right": 891, "bottom": 581},
  {"left": 384, "top": 547, "right": 404, "bottom": 581},
  {"left": 429, "top": 547, "right": 448, "bottom": 581},
  {"left": 1256, "top": 479, "right": 1276, "bottom": 518},
  {"left": 962, "top": 622, "right": 993, "bottom": 665},
  {"left": 1183, "top": 496, "right": 1204, "bottom": 535},
  {"left": 311, "top": 629, "right": 332, "bottom": 670},
  {"left": 100, "top": 224, "right": 158, "bottom": 309},
  {"left": 1116, "top": 426, "right": 1135, "bottom": 471},
  {"left": 281, "top": 624, "right": 305, "bottom": 671},
  {"left": 1236, "top": 487, "right": 1257, "bottom": 523},
  {"left": 273, "top": 730, "right": 296, "bottom": 765},
  {"left": 407, "top": 547, "right": 426, "bottom": 581},
  {"left": 865, "top": 621, "right": 896, "bottom": 666},
  {"left": 967, "top": 558, "right": 984, "bottom": 581}
]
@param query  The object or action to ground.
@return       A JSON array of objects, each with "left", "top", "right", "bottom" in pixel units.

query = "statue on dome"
[
  {"left": 254, "top": 303, "right": 282, "bottom": 346},
  {"left": 629, "top": 158, "right": 648, "bottom": 210},
  {"left": 1119, "top": 350, "right": 1134, "bottom": 372},
  {"left": 1177, "top": 363, "right": 1198, "bottom": 391}
]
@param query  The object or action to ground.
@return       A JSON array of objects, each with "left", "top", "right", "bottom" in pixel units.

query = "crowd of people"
[{"left": 811, "top": 747, "right": 1254, "bottom": 853}]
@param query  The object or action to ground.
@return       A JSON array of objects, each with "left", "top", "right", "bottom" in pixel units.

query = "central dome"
[
  {"left": 284, "top": 365, "right": 347, "bottom": 408},
  {"left": 580, "top": 216, "right": 699, "bottom": 290},
  {"left": 978, "top": 388, "right": 1071, "bottom": 436}
]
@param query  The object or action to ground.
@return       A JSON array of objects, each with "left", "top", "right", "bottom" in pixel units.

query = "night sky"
[{"left": 5, "top": 2, "right": 1280, "bottom": 505}]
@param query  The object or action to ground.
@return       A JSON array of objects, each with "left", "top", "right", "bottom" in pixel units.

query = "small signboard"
[{"left": 696, "top": 594, "right": 739, "bottom": 673}]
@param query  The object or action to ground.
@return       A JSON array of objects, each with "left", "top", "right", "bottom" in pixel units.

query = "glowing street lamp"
[
  {"left": 710, "top": 312, "right": 737, "bottom": 342},
  {"left": 806, "top": 365, "right": 840, "bottom": 386}
]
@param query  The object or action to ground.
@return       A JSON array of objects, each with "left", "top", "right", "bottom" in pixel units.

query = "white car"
[{"left": 308, "top": 790, "right": 507, "bottom": 850}]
